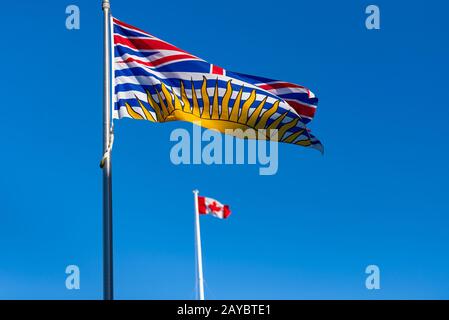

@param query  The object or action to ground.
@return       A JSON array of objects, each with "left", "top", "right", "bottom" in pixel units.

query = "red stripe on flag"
[
  {"left": 118, "top": 54, "right": 197, "bottom": 68},
  {"left": 284, "top": 100, "right": 316, "bottom": 118},
  {"left": 257, "top": 82, "right": 306, "bottom": 90},
  {"left": 113, "top": 18, "right": 154, "bottom": 37},
  {"left": 197, "top": 196, "right": 207, "bottom": 215},
  {"left": 223, "top": 205, "right": 231, "bottom": 219},
  {"left": 211, "top": 64, "right": 224, "bottom": 75},
  {"left": 114, "top": 35, "right": 189, "bottom": 54}
]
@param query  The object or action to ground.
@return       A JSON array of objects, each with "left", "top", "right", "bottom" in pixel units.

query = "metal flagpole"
[
  {"left": 102, "top": 0, "right": 114, "bottom": 300},
  {"left": 193, "top": 190, "right": 205, "bottom": 300}
]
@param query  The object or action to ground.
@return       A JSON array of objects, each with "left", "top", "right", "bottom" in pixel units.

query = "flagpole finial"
[
  {"left": 102, "top": 0, "right": 110, "bottom": 10},
  {"left": 193, "top": 189, "right": 199, "bottom": 195}
]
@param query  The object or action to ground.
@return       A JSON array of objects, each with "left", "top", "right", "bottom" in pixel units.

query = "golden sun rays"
[{"left": 124, "top": 77, "right": 311, "bottom": 146}]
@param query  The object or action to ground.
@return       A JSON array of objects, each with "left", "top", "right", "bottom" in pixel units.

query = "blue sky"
[{"left": 0, "top": 0, "right": 448, "bottom": 299}]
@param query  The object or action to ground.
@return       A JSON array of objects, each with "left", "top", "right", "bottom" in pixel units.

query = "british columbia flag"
[{"left": 112, "top": 17, "right": 323, "bottom": 152}]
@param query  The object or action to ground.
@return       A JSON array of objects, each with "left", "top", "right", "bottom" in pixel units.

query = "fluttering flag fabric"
[
  {"left": 112, "top": 17, "right": 323, "bottom": 152},
  {"left": 198, "top": 196, "right": 231, "bottom": 219}
]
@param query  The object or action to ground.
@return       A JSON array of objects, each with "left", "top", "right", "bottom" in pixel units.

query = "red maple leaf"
[{"left": 208, "top": 201, "right": 222, "bottom": 213}]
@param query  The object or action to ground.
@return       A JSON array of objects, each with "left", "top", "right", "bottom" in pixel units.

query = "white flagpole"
[
  {"left": 193, "top": 190, "right": 205, "bottom": 300},
  {"left": 102, "top": 0, "right": 114, "bottom": 300}
]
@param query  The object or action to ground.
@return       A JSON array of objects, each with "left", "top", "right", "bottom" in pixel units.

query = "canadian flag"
[{"left": 198, "top": 196, "right": 231, "bottom": 219}]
